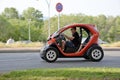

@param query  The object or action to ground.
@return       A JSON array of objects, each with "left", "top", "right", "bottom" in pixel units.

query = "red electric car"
[{"left": 40, "top": 24, "right": 104, "bottom": 63}]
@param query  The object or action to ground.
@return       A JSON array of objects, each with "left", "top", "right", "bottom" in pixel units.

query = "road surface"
[{"left": 0, "top": 51, "right": 120, "bottom": 73}]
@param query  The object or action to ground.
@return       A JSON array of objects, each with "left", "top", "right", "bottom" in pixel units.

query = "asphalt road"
[{"left": 0, "top": 51, "right": 120, "bottom": 73}]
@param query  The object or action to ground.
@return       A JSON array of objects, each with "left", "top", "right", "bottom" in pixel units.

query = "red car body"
[{"left": 40, "top": 23, "right": 104, "bottom": 62}]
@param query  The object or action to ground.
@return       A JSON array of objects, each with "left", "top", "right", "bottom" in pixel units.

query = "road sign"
[{"left": 56, "top": 2, "right": 63, "bottom": 13}]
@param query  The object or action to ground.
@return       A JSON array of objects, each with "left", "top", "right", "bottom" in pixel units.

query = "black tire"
[
  {"left": 44, "top": 47, "right": 58, "bottom": 63},
  {"left": 41, "top": 57, "right": 45, "bottom": 60},
  {"left": 87, "top": 45, "right": 104, "bottom": 62}
]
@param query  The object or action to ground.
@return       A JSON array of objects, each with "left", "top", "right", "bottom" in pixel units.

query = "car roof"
[{"left": 59, "top": 23, "right": 97, "bottom": 33}]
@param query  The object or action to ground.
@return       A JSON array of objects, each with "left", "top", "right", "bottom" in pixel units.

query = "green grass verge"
[
  {"left": 0, "top": 67, "right": 120, "bottom": 80},
  {"left": 101, "top": 41, "right": 120, "bottom": 47}
]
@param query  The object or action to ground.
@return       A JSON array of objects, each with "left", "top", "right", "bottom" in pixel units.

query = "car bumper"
[{"left": 40, "top": 45, "right": 49, "bottom": 57}]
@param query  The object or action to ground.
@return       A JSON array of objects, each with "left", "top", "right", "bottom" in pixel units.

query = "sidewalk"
[
  {"left": 0, "top": 47, "right": 120, "bottom": 53},
  {"left": 0, "top": 47, "right": 40, "bottom": 53}
]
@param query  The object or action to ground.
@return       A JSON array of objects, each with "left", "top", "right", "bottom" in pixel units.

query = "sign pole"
[
  {"left": 58, "top": 12, "right": 60, "bottom": 30},
  {"left": 56, "top": 2, "right": 63, "bottom": 30},
  {"left": 48, "top": 3, "right": 50, "bottom": 37}
]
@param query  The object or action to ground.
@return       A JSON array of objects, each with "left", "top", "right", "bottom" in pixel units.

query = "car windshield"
[
  {"left": 51, "top": 31, "right": 58, "bottom": 38},
  {"left": 51, "top": 27, "right": 65, "bottom": 38}
]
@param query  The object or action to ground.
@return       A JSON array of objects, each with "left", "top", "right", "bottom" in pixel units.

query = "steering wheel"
[
  {"left": 56, "top": 33, "right": 66, "bottom": 47},
  {"left": 59, "top": 33, "right": 66, "bottom": 41}
]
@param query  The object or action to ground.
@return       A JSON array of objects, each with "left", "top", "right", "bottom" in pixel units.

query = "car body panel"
[{"left": 41, "top": 23, "right": 99, "bottom": 57}]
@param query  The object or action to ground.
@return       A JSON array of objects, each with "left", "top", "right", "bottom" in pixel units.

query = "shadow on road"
[{"left": 47, "top": 59, "right": 91, "bottom": 63}]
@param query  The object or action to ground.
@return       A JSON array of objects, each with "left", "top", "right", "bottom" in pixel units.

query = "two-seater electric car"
[{"left": 40, "top": 24, "right": 104, "bottom": 63}]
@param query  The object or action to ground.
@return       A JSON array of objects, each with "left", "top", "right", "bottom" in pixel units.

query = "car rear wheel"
[
  {"left": 87, "top": 45, "right": 104, "bottom": 62},
  {"left": 44, "top": 47, "right": 58, "bottom": 63}
]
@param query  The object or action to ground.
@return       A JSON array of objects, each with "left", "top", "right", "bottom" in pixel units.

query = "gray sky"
[{"left": 0, "top": 0, "right": 120, "bottom": 17}]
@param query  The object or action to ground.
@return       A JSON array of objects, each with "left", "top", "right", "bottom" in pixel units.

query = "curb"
[
  {"left": 103, "top": 48, "right": 120, "bottom": 51},
  {"left": 0, "top": 48, "right": 120, "bottom": 53},
  {"left": 0, "top": 48, "right": 40, "bottom": 53},
  {"left": 0, "top": 49, "right": 40, "bottom": 53}
]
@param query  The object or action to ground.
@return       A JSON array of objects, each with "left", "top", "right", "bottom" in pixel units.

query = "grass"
[
  {"left": 0, "top": 67, "right": 120, "bottom": 80},
  {"left": 0, "top": 42, "right": 44, "bottom": 48},
  {"left": 101, "top": 41, "right": 120, "bottom": 47}
]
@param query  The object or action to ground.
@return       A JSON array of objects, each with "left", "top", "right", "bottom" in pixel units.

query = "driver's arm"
[{"left": 64, "top": 34, "right": 74, "bottom": 40}]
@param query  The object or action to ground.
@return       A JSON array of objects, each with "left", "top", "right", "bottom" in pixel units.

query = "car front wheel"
[{"left": 44, "top": 47, "right": 58, "bottom": 63}]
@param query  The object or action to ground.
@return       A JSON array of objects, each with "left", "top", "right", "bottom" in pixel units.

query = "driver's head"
[{"left": 71, "top": 27, "right": 76, "bottom": 34}]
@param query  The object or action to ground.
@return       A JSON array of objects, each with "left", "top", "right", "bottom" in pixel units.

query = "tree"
[
  {"left": 0, "top": 7, "right": 45, "bottom": 42},
  {"left": 22, "top": 7, "right": 43, "bottom": 28},
  {"left": 0, "top": 16, "right": 13, "bottom": 42},
  {"left": 22, "top": 7, "right": 43, "bottom": 21},
  {"left": 1, "top": 7, "right": 120, "bottom": 42},
  {"left": 2, "top": 7, "right": 19, "bottom": 19},
  {"left": 115, "top": 16, "right": 120, "bottom": 41}
]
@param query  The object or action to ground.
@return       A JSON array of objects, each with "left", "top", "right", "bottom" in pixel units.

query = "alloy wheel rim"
[
  {"left": 91, "top": 49, "right": 102, "bottom": 60},
  {"left": 46, "top": 50, "right": 56, "bottom": 61}
]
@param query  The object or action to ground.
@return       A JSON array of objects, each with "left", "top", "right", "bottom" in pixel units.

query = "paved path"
[{"left": 0, "top": 51, "right": 120, "bottom": 73}]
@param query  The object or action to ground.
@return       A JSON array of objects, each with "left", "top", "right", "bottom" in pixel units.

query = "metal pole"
[
  {"left": 36, "top": 0, "right": 51, "bottom": 36},
  {"left": 28, "top": 19, "right": 31, "bottom": 41},
  {"left": 58, "top": 12, "right": 60, "bottom": 30},
  {"left": 48, "top": 3, "right": 50, "bottom": 37},
  {"left": 45, "top": 0, "right": 51, "bottom": 37}
]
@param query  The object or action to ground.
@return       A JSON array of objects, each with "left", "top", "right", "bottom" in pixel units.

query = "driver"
[{"left": 62, "top": 27, "right": 79, "bottom": 50}]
